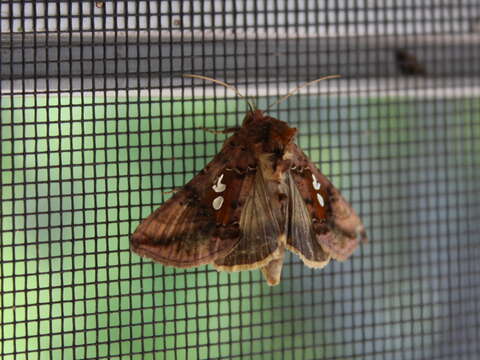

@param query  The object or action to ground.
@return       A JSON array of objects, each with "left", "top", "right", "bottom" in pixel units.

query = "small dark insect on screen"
[{"left": 1, "top": 2, "right": 480, "bottom": 359}]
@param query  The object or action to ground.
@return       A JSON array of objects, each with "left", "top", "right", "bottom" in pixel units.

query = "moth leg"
[{"left": 200, "top": 126, "right": 241, "bottom": 134}]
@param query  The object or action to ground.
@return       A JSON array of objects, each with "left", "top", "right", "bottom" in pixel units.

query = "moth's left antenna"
[{"left": 182, "top": 74, "right": 256, "bottom": 112}]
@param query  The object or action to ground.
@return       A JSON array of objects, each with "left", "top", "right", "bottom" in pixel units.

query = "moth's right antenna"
[
  {"left": 183, "top": 74, "right": 256, "bottom": 112},
  {"left": 266, "top": 74, "right": 341, "bottom": 111}
]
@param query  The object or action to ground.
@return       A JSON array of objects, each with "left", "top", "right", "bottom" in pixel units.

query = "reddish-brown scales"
[{"left": 240, "top": 110, "right": 297, "bottom": 157}]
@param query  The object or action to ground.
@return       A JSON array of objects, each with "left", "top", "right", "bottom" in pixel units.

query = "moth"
[{"left": 131, "top": 74, "right": 367, "bottom": 286}]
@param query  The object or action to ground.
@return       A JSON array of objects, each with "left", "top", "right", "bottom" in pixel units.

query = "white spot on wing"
[
  {"left": 317, "top": 193, "right": 325, "bottom": 207},
  {"left": 312, "top": 174, "right": 321, "bottom": 190},
  {"left": 212, "top": 196, "right": 224, "bottom": 210},
  {"left": 212, "top": 173, "right": 226, "bottom": 193}
]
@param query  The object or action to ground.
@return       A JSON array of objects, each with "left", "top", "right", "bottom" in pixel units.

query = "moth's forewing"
[
  {"left": 318, "top": 185, "right": 367, "bottom": 261},
  {"left": 131, "top": 135, "right": 257, "bottom": 267},
  {"left": 131, "top": 190, "right": 237, "bottom": 267},
  {"left": 288, "top": 144, "right": 366, "bottom": 261}
]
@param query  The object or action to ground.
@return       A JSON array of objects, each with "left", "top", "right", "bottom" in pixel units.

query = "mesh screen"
[{"left": 2, "top": 1, "right": 480, "bottom": 359}]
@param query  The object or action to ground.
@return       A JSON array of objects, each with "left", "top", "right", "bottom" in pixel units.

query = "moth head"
[
  {"left": 241, "top": 109, "right": 267, "bottom": 127},
  {"left": 243, "top": 110, "right": 297, "bottom": 152}
]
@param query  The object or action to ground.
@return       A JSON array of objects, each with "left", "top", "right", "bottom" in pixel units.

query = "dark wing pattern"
[
  {"left": 131, "top": 135, "right": 257, "bottom": 267},
  {"left": 288, "top": 144, "right": 366, "bottom": 262}
]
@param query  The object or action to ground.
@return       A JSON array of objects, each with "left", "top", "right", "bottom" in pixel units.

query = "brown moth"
[{"left": 131, "top": 75, "right": 367, "bottom": 286}]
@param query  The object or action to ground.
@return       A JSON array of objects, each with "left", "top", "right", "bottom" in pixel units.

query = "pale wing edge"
[{"left": 130, "top": 238, "right": 239, "bottom": 268}]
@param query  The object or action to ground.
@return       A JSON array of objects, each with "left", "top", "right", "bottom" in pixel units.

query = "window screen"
[{"left": 1, "top": 1, "right": 480, "bottom": 359}]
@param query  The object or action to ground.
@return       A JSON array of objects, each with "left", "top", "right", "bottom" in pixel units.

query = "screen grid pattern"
[{"left": 1, "top": 1, "right": 480, "bottom": 359}]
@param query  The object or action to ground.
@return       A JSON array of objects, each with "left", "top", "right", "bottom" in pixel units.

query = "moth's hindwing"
[
  {"left": 214, "top": 170, "right": 286, "bottom": 273},
  {"left": 289, "top": 144, "right": 367, "bottom": 261},
  {"left": 131, "top": 135, "right": 257, "bottom": 267},
  {"left": 286, "top": 172, "right": 331, "bottom": 268}
]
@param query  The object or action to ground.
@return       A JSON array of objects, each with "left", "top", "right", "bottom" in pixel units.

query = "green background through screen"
[{"left": 1, "top": 95, "right": 479, "bottom": 359}]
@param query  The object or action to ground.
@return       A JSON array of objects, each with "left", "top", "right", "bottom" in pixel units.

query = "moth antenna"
[
  {"left": 266, "top": 74, "right": 341, "bottom": 111},
  {"left": 183, "top": 74, "right": 256, "bottom": 112}
]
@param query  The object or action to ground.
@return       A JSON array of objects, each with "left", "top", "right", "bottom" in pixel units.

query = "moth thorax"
[{"left": 258, "top": 153, "right": 289, "bottom": 182}]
